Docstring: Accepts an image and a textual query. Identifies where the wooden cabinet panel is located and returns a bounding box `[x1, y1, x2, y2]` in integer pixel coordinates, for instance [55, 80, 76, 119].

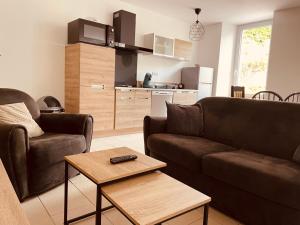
[132, 90, 151, 128]
[115, 89, 151, 129]
[173, 91, 198, 105]
[80, 86, 115, 131]
[65, 43, 115, 133]
[115, 90, 135, 130]
[80, 43, 115, 88]
[65, 44, 80, 113]
[174, 39, 193, 61]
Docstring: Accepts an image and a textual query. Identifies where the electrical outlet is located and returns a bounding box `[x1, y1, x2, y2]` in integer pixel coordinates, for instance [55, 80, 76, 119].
[152, 72, 159, 76]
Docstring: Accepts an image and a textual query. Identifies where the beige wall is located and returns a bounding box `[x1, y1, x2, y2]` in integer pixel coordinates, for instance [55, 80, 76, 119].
[267, 7, 300, 98]
[215, 24, 237, 96]
[197, 23, 236, 96]
[0, 0, 196, 104]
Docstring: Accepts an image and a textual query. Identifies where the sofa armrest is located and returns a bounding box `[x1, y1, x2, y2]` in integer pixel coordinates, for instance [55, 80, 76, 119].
[143, 116, 167, 156]
[0, 123, 29, 201]
[39, 113, 94, 152]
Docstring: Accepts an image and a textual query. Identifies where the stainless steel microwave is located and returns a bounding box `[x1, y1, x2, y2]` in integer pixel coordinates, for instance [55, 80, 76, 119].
[68, 18, 114, 47]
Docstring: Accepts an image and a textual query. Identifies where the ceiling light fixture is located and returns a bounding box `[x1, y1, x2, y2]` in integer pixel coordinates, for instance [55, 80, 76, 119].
[189, 8, 205, 41]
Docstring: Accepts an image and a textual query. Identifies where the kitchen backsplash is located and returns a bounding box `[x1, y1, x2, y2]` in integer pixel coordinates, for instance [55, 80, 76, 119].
[137, 54, 191, 84]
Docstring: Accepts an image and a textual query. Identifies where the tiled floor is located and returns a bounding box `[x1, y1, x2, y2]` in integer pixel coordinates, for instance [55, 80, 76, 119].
[21, 133, 242, 225]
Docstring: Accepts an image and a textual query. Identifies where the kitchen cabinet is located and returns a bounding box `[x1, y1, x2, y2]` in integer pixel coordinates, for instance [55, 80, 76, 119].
[144, 34, 192, 61]
[173, 90, 198, 105]
[174, 39, 193, 61]
[144, 33, 174, 57]
[65, 43, 115, 134]
[115, 89, 151, 129]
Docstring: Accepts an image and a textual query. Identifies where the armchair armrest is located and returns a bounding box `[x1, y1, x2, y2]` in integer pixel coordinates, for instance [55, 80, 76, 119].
[39, 113, 94, 152]
[143, 116, 167, 156]
[0, 123, 29, 201]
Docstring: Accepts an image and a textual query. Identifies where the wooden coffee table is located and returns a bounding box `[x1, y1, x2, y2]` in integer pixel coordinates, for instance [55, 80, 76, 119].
[102, 171, 211, 225]
[63, 147, 210, 225]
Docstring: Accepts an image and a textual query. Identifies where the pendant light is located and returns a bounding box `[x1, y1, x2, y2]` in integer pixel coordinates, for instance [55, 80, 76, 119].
[189, 8, 205, 41]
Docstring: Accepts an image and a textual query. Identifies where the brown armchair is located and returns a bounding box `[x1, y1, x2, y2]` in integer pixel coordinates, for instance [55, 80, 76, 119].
[0, 88, 93, 201]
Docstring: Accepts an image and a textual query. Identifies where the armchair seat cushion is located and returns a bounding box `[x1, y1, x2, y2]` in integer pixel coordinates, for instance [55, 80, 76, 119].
[29, 133, 86, 169]
[147, 133, 237, 171]
[202, 150, 300, 210]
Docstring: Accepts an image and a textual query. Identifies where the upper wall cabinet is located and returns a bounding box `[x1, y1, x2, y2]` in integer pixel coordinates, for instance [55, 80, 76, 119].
[144, 33, 174, 57]
[174, 39, 193, 61]
[144, 33, 192, 61]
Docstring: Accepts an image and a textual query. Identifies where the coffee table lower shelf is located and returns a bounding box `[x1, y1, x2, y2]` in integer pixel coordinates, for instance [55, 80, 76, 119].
[64, 161, 209, 225]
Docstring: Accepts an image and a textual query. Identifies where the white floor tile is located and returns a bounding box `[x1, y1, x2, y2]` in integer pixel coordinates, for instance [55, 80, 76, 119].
[39, 181, 94, 216]
[70, 174, 111, 207]
[21, 197, 54, 225]
[51, 204, 112, 225]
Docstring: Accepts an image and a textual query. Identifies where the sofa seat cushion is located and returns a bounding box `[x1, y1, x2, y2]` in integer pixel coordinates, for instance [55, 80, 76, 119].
[202, 150, 300, 210]
[29, 133, 86, 169]
[147, 133, 237, 171]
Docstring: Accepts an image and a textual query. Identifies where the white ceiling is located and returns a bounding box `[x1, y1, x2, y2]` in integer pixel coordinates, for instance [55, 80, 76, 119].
[121, 0, 300, 25]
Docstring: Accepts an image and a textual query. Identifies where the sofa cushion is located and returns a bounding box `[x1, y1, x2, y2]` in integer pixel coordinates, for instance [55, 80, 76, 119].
[166, 103, 203, 136]
[200, 97, 300, 160]
[0, 102, 44, 137]
[202, 150, 300, 210]
[147, 133, 237, 171]
[29, 133, 86, 169]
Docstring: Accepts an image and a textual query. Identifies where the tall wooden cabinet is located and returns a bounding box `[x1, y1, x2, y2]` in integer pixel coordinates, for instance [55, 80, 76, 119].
[65, 43, 115, 134]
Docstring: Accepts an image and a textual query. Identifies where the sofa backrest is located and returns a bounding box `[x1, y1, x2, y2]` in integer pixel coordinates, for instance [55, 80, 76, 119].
[200, 97, 300, 160]
[0, 88, 40, 120]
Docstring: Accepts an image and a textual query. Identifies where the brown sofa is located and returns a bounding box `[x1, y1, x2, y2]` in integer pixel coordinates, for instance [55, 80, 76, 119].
[144, 97, 300, 225]
[0, 88, 93, 201]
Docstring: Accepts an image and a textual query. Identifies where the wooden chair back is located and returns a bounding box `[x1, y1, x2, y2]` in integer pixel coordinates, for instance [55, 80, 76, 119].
[231, 86, 245, 98]
[285, 92, 300, 103]
[252, 91, 283, 101]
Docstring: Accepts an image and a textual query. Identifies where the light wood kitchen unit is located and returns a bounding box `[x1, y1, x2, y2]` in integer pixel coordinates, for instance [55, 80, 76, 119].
[174, 39, 193, 61]
[115, 89, 151, 129]
[173, 90, 198, 105]
[65, 43, 115, 134]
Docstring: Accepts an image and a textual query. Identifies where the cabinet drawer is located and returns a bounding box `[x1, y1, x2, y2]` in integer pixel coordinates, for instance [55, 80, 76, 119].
[173, 91, 198, 105]
[115, 89, 151, 129]
[116, 89, 135, 101]
[135, 90, 151, 99]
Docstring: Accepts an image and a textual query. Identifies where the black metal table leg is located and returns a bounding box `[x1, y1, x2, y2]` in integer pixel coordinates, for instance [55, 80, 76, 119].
[95, 185, 102, 225]
[64, 161, 69, 225]
[203, 204, 209, 225]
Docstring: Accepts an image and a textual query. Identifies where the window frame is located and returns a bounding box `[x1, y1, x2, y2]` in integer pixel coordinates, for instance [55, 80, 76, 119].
[233, 20, 273, 95]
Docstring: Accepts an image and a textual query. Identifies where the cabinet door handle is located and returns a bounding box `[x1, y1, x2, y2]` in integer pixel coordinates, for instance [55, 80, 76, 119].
[91, 84, 105, 90]
[120, 97, 132, 100]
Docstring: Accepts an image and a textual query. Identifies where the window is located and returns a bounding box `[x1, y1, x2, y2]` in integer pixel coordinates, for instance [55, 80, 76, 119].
[234, 21, 272, 95]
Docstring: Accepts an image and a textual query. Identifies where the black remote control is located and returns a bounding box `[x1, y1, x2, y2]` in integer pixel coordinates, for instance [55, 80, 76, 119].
[110, 155, 138, 164]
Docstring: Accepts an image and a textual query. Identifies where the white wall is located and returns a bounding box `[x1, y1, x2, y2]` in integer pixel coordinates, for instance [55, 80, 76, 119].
[0, 0, 196, 104]
[266, 7, 300, 98]
[215, 24, 237, 96]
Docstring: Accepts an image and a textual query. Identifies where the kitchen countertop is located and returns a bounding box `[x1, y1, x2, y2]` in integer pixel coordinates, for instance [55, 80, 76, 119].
[115, 87, 198, 92]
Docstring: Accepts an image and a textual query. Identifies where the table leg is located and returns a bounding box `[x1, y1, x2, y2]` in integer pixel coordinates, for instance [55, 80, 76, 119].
[64, 161, 69, 225]
[203, 204, 209, 225]
[96, 185, 102, 225]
